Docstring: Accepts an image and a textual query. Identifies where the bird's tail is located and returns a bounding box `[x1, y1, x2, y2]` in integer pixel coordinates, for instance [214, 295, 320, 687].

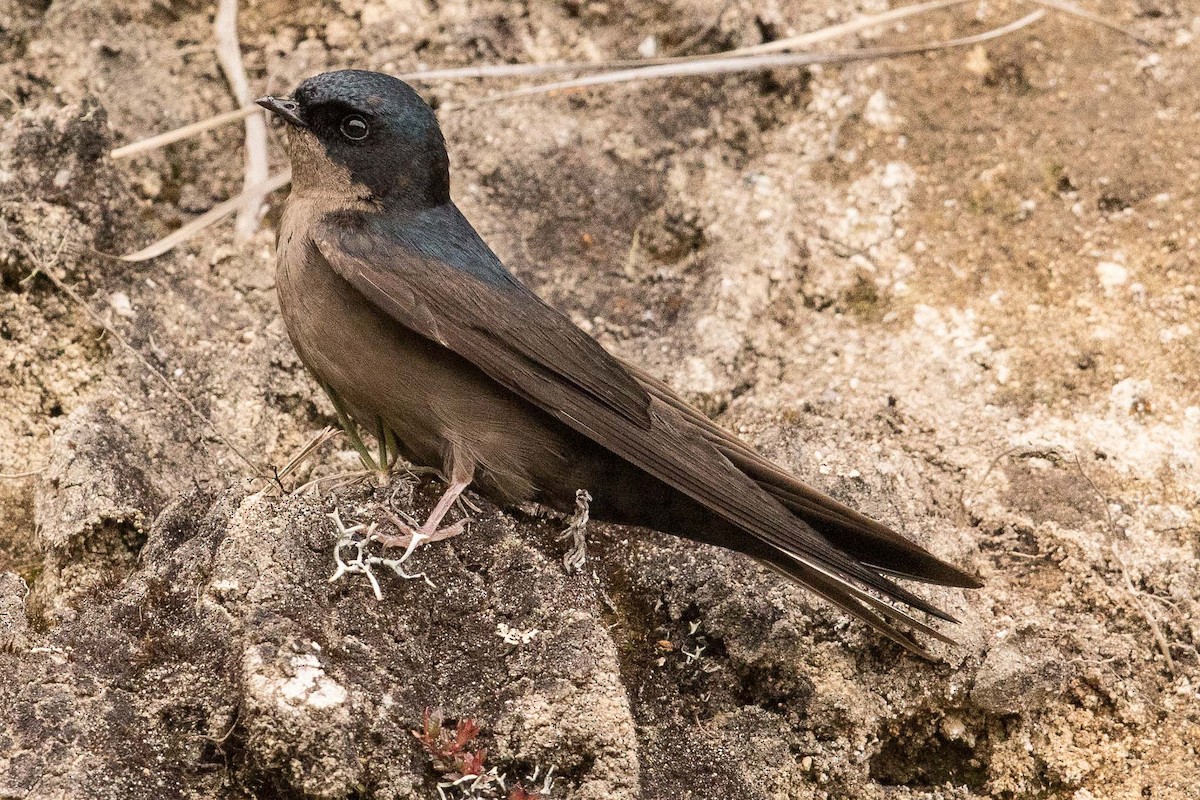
[626, 363, 980, 656]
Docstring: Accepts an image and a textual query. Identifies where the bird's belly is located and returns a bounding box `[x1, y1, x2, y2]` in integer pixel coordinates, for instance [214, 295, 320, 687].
[276, 243, 574, 503]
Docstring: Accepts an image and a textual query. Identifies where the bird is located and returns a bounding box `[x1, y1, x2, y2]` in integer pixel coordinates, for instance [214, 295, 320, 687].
[257, 69, 981, 656]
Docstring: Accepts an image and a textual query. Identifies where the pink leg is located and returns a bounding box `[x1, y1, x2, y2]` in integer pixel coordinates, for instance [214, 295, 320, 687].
[378, 479, 471, 562]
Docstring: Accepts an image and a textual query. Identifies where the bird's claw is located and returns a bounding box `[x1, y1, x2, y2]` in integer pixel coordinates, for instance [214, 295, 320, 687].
[379, 513, 467, 562]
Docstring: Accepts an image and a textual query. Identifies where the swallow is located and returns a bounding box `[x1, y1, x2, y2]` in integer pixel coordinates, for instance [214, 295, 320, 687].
[257, 70, 981, 655]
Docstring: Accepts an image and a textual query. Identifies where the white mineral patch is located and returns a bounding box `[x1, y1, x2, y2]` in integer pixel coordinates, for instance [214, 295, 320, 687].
[863, 90, 899, 131]
[1159, 324, 1192, 344]
[278, 654, 347, 709]
[1097, 260, 1129, 293]
[1109, 378, 1153, 416]
[108, 292, 134, 318]
[247, 649, 348, 711]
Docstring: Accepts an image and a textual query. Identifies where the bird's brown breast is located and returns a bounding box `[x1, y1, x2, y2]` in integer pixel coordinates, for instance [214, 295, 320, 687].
[275, 196, 582, 505]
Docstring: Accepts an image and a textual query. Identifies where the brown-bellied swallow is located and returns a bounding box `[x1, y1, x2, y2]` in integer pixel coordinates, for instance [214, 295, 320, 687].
[257, 70, 981, 655]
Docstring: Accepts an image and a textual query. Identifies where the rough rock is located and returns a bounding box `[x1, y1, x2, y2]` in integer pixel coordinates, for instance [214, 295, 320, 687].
[2, 1, 1199, 798]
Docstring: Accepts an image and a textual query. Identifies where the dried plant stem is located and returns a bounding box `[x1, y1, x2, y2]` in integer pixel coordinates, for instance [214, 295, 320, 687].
[109, 0, 1143, 163]
[722, 0, 973, 57]
[1029, 0, 1150, 45]
[109, 106, 260, 159]
[108, 0, 992, 161]
[1072, 456, 1177, 676]
[118, 11, 1048, 261]
[456, 10, 1046, 107]
[120, 169, 291, 262]
[214, 0, 269, 239]
[0, 468, 45, 480]
[247, 426, 343, 496]
[1112, 542, 1177, 675]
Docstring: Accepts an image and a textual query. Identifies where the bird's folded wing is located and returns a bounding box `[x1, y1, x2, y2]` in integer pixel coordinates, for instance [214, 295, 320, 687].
[314, 219, 958, 647]
[622, 362, 982, 589]
[320, 218, 654, 430]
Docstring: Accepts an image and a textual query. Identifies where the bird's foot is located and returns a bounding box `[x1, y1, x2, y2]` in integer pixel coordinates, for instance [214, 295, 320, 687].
[378, 513, 468, 562]
[560, 489, 593, 573]
[378, 477, 474, 563]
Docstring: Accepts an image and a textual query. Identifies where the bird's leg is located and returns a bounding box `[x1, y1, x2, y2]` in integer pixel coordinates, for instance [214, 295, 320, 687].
[560, 489, 593, 573]
[379, 478, 471, 562]
[384, 426, 401, 470]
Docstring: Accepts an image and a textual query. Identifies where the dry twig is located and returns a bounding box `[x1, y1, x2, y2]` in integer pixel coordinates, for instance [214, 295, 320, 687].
[718, 0, 973, 56]
[120, 170, 291, 262]
[117, 11, 1046, 261]
[247, 425, 343, 496]
[454, 10, 1045, 107]
[0, 468, 46, 480]
[965, 445, 1178, 676]
[108, 0, 1141, 260]
[109, 106, 261, 160]
[1029, 0, 1150, 45]
[1071, 456, 1177, 676]
[107, 0, 1019, 160]
[214, 0, 269, 239]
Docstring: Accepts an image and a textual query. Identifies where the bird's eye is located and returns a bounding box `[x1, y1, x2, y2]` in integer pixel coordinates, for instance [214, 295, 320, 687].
[340, 114, 369, 141]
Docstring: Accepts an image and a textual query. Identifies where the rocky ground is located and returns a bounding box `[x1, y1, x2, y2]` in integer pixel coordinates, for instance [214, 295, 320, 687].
[1, 0, 1198, 798]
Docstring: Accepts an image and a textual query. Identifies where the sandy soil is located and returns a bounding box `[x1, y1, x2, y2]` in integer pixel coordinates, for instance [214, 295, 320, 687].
[1, 0, 1198, 798]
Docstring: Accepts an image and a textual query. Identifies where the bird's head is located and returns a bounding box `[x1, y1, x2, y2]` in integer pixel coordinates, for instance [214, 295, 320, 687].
[257, 70, 450, 208]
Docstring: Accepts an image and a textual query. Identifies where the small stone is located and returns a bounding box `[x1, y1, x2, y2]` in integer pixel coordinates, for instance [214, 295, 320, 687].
[109, 292, 134, 318]
[965, 45, 992, 78]
[863, 90, 899, 131]
[139, 171, 163, 199]
[1096, 260, 1128, 292]
[177, 183, 211, 213]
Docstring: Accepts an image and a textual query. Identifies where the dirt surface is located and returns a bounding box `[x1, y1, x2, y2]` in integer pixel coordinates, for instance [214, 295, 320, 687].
[1, 0, 1198, 798]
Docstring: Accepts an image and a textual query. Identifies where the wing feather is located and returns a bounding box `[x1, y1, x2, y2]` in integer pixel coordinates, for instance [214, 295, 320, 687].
[313, 214, 963, 640]
[623, 362, 982, 589]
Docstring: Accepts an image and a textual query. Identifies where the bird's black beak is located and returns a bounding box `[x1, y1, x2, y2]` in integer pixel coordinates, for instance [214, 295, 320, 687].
[256, 96, 307, 129]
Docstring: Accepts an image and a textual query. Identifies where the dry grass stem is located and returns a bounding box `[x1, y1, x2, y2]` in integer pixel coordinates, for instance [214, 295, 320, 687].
[248, 426, 344, 496]
[716, 0, 973, 57]
[213, 0, 269, 238]
[1112, 542, 1177, 676]
[0, 468, 46, 480]
[107, 0, 1036, 160]
[106, 0, 1140, 161]
[120, 169, 291, 261]
[109, 106, 260, 159]
[1029, 0, 1150, 45]
[115, 0, 1146, 260]
[276, 426, 342, 483]
[115, 10, 1047, 260]
[456, 10, 1045, 107]
[969, 446, 1179, 676]
[1072, 456, 1177, 676]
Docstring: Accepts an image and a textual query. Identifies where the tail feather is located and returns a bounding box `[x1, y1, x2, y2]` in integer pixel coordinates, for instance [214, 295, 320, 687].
[625, 361, 981, 590]
[721, 445, 982, 589]
[613, 361, 981, 650]
[755, 558, 947, 659]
